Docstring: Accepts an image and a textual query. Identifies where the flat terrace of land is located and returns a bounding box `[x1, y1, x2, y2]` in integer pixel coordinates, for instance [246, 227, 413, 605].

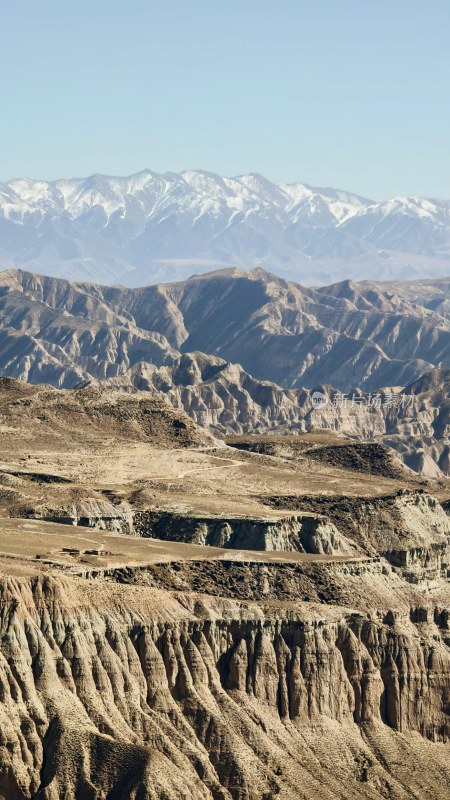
[0, 440, 431, 520]
[0, 517, 372, 576]
[1, 379, 446, 526]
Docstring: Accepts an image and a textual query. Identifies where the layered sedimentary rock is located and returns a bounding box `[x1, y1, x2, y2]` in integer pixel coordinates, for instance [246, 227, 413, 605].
[133, 510, 355, 555]
[110, 358, 450, 477]
[0, 375, 449, 798]
[1, 575, 450, 800]
[265, 489, 450, 582]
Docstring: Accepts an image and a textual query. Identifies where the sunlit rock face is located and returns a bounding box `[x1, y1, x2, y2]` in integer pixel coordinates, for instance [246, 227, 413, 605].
[1, 575, 450, 800]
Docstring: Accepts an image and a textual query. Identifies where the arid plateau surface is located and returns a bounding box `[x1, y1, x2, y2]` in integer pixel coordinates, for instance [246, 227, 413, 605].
[1, 379, 450, 798]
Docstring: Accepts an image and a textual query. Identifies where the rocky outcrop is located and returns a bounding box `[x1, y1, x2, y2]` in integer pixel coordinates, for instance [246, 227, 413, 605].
[110, 359, 450, 476]
[106, 555, 385, 604]
[264, 490, 450, 582]
[38, 497, 134, 534]
[133, 509, 356, 555]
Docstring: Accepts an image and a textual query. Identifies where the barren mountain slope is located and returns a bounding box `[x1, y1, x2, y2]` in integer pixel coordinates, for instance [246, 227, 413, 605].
[107, 358, 450, 476]
[0, 267, 449, 393]
[121, 269, 450, 390]
[0, 267, 449, 476]
[370, 277, 450, 321]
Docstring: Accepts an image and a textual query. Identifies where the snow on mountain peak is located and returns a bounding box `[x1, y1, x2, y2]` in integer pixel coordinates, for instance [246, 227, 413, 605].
[0, 169, 449, 286]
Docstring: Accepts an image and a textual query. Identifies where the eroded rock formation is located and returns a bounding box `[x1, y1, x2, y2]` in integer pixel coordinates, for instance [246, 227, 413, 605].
[1, 575, 450, 799]
[133, 510, 355, 555]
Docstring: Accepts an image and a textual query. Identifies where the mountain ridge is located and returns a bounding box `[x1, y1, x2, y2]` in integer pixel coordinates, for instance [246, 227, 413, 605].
[1, 265, 449, 392]
[0, 266, 448, 475]
[1, 169, 450, 285]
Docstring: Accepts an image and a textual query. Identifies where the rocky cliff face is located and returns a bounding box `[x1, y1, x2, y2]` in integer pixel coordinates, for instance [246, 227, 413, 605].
[133, 510, 355, 555]
[110, 358, 450, 477]
[265, 489, 450, 582]
[0, 376, 450, 799]
[1, 575, 450, 800]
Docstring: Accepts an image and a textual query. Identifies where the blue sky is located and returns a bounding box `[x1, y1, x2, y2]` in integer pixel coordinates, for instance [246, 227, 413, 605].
[1, 0, 449, 199]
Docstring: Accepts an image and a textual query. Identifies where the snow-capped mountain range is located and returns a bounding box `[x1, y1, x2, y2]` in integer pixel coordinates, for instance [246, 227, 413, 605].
[0, 169, 449, 285]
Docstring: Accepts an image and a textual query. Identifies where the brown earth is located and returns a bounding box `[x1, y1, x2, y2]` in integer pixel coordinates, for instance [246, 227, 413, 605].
[1, 378, 450, 799]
